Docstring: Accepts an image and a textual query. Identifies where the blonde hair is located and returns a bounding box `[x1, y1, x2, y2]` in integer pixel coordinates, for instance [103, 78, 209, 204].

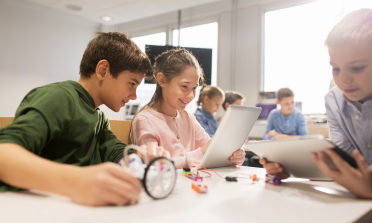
[197, 85, 225, 106]
[277, 88, 294, 101]
[325, 9, 372, 48]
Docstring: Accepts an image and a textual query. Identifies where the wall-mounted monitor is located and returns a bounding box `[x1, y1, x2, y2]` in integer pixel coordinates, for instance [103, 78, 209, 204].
[145, 45, 212, 85]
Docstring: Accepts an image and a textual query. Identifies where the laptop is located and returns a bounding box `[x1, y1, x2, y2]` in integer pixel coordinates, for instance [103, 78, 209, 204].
[198, 105, 262, 169]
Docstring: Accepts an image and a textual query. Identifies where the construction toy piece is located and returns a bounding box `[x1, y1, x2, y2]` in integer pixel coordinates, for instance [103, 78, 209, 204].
[187, 173, 203, 181]
[225, 176, 238, 182]
[192, 183, 208, 193]
[184, 171, 191, 177]
[252, 174, 257, 183]
[265, 174, 282, 186]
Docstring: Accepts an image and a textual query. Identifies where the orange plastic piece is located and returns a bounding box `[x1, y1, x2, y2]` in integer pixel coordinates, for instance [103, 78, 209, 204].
[192, 183, 201, 193]
[252, 174, 257, 183]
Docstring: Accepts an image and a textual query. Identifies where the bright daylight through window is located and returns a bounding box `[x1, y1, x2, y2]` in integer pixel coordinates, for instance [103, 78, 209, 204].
[264, 0, 372, 114]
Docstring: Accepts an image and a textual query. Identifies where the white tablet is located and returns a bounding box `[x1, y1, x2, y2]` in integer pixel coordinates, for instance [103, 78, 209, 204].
[198, 105, 262, 169]
[243, 135, 334, 180]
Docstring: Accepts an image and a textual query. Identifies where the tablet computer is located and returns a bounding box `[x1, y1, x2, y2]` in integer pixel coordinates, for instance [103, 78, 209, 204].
[198, 105, 262, 169]
[243, 135, 356, 180]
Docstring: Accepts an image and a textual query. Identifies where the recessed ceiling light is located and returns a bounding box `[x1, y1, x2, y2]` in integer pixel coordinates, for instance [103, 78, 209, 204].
[66, 4, 83, 11]
[100, 16, 113, 22]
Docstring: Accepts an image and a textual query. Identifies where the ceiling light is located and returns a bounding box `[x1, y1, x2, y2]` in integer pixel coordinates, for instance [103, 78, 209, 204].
[100, 16, 113, 22]
[66, 4, 83, 12]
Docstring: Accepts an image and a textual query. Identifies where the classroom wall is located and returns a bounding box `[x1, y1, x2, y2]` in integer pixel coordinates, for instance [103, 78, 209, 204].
[111, 0, 265, 109]
[0, 0, 102, 117]
[110, 0, 317, 117]
[0, 0, 316, 120]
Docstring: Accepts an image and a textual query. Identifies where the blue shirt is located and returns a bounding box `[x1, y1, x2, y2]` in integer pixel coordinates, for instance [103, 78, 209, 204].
[325, 87, 372, 165]
[194, 107, 218, 138]
[263, 108, 308, 140]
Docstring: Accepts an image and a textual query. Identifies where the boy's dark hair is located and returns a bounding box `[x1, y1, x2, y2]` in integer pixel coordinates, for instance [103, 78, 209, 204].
[197, 85, 225, 106]
[222, 91, 245, 110]
[277, 88, 294, 101]
[79, 32, 153, 79]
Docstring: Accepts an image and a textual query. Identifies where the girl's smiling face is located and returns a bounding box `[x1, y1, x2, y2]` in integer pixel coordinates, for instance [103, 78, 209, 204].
[329, 43, 372, 103]
[158, 67, 200, 116]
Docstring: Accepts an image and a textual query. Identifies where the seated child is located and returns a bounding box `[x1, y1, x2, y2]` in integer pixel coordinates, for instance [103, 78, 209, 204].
[263, 88, 307, 140]
[218, 91, 245, 123]
[261, 9, 372, 198]
[194, 85, 224, 137]
[0, 32, 169, 206]
[130, 49, 245, 169]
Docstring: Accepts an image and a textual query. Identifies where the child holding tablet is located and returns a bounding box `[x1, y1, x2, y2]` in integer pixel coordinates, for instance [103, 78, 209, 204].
[130, 49, 245, 169]
[194, 85, 224, 137]
[261, 9, 372, 198]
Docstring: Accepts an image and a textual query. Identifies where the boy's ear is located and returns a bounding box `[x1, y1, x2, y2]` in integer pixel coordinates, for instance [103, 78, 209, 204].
[275, 99, 279, 105]
[225, 102, 230, 110]
[203, 95, 209, 103]
[157, 73, 166, 87]
[95, 60, 110, 81]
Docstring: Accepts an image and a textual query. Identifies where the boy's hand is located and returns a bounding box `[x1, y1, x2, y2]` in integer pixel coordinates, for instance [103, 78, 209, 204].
[259, 158, 290, 179]
[267, 130, 278, 138]
[274, 134, 289, 140]
[312, 149, 372, 199]
[71, 163, 142, 206]
[229, 148, 245, 166]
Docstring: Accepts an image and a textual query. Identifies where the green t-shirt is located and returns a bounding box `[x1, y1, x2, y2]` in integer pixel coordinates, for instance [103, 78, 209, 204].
[0, 81, 126, 191]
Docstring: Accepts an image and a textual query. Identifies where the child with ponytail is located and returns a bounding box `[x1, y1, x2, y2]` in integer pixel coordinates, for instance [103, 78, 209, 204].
[194, 85, 224, 137]
[130, 49, 245, 169]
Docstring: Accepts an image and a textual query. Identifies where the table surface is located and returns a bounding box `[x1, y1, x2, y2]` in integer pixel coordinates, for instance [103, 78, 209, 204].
[1, 166, 372, 223]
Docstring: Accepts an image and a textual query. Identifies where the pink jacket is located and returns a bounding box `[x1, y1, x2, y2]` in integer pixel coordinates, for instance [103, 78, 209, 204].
[130, 106, 210, 169]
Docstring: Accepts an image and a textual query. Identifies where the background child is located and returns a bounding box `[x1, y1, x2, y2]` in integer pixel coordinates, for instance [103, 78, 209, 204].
[130, 49, 245, 169]
[261, 9, 372, 198]
[0, 32, 169, 206]
[218, 91, 245, 123]
[194, 85, 224, 137]
[263, 88, 307, 140]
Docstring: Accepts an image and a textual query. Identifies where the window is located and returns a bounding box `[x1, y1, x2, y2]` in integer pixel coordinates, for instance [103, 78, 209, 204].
[173, 22, 218, 86]
[131, 32, 166, 53]
[263, 0, 372, 114]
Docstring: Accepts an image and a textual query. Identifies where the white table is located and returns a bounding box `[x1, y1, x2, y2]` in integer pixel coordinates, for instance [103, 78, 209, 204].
[1, 166, 371, 223]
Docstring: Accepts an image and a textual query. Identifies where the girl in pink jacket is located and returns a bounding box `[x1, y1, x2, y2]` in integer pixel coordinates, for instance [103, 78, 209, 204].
[130, 49, 245, 169]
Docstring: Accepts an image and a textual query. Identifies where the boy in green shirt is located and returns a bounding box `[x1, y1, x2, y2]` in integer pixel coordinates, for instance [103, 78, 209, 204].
[0, 32, 170, 206]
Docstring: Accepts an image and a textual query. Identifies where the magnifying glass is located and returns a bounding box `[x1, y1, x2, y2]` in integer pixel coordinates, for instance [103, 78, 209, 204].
[120, 145, 177, 200]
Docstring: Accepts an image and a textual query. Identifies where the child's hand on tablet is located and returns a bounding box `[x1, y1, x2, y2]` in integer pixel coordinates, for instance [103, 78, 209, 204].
[312, 149, 372, 199]
[229, 148, 245, 166]
[259, 158, 290, 179]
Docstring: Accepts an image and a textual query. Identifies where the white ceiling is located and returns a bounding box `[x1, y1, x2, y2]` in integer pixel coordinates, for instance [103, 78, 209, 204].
[21, 0, 223, 25]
